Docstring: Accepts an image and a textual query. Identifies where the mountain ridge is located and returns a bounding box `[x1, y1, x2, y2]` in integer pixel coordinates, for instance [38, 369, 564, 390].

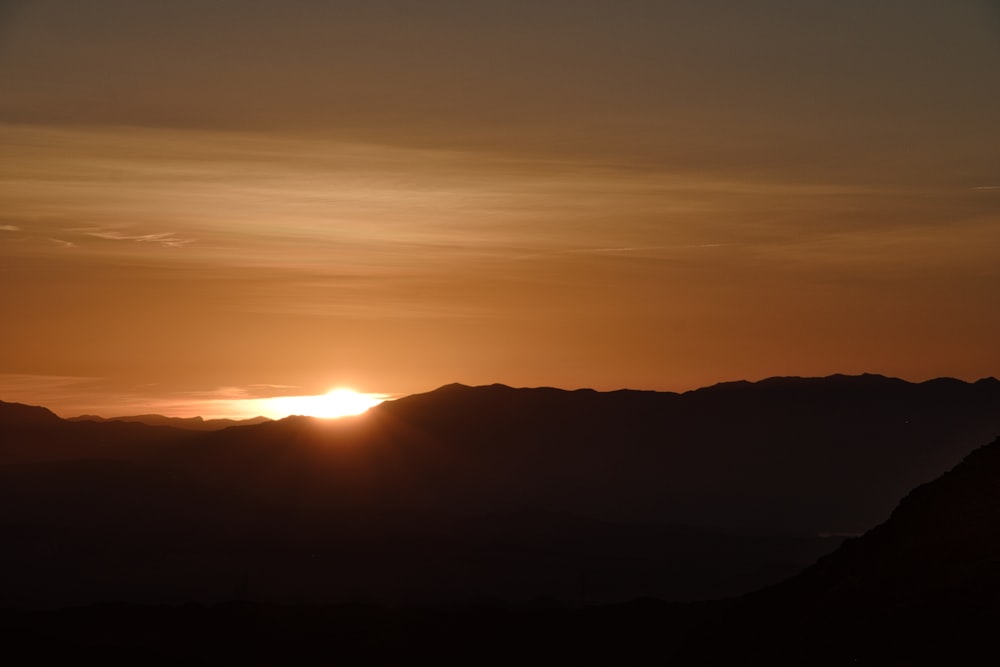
[67, 413, 271, 431]
[4, 373, 999, 536]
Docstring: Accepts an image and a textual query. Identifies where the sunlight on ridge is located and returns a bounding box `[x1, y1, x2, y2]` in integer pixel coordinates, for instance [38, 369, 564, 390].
[260, 388, 388, 419]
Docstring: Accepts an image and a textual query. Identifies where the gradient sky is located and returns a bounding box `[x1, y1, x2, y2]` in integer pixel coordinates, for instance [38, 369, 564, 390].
[2, 0, 999, 417]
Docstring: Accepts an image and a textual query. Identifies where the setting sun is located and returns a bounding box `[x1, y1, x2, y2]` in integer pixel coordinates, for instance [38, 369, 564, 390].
[261, 388, 388, 419]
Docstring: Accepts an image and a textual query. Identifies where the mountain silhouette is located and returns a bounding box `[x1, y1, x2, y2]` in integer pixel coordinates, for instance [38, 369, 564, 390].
[758, 434, 1000, 610]
[0, 399, 201, 465]
[67, 413, 271, 431]
[675, 434, 1000, 664]
[2, 374, 1000, 609]
[0, 399, 62, 425]
[117, 374, 999, 535]
[1, 379, 1000, 659]
[6, 437, 1000, 661]
[0, 456, 835, 608]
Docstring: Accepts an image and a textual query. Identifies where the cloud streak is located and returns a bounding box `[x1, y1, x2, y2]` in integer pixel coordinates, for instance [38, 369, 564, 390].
[83, 229, 194, 248]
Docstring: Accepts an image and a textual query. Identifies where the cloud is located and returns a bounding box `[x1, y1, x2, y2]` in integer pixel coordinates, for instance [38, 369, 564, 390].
[49, 238, 76, 248]
[0, 225, 20, 231]
[510, 243, 730, 261]
[564, 243, 728, 255]
[83, 229, 194, 248]
[0, 373, 102, 392]
[0, 374, 105, 415]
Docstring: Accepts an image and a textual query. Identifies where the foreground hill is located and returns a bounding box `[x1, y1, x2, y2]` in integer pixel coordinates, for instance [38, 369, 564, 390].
[0, 456, 832, 607]
[675, 434, 1000, 664]
[4, 436, 1000, 662]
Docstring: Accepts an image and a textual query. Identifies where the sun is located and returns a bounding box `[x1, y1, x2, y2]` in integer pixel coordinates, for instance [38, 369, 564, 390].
[262, 388, 387, 419]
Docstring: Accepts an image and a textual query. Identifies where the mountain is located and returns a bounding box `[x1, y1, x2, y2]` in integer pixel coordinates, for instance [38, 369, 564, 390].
[675, 434, 1000, 664]
[2, 380, 1000, 659]
[760, 434, 1000, 611]
[7, 437, 1000, 660]
[0, 457, 835, 607]
[131, 374, 1000, 535]
[67, 413, 271, 431]
[2, 374, 999, 609]
[0, 399, 61, 425]
[0, 399, 203, 465]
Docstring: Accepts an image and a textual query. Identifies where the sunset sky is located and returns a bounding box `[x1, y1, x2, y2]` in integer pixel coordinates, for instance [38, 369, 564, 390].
[2, 1, 998, 417]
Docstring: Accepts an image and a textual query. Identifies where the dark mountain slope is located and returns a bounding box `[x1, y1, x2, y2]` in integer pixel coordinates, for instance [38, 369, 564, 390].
[678, 435, 1000, 665]
[9, 428, 1000, 662]
[149, 374, 999, 535]
[0, 400, 201, 464]
[3, 375, 1000, 609]
[758, 435, 1000, 610]
[5, 375, 999, 537]
[0, 458, 836, 607]
[4, 420, 1000, 659]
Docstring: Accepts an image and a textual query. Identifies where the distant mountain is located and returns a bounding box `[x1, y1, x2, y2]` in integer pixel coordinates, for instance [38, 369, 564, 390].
[67, 413, 271, 431]
[359, 375, 1000, 534]
[5, 374, 1000, 536]
[0, 400, 202, 465]
[0, 399, 61, 425]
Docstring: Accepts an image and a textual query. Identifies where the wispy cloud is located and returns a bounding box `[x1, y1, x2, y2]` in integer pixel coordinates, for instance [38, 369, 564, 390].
[0, 224, 19, 231]
[0, 376, 300, 419]
[564, 243, 728, 255]
[0, 374, 104, 415]
[83, 229, 194, 248]
[510, 243, 730, 261]
[49, 238, 76, 248]
[0, 373, 102, 392]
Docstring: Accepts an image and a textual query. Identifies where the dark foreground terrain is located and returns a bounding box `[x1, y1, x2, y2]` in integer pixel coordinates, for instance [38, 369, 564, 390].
[2, 375, 1000, 662]
[5, 435, 1000, 663]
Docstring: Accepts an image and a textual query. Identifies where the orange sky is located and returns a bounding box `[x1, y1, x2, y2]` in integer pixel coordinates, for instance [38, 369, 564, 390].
[1, 1, 998, 417]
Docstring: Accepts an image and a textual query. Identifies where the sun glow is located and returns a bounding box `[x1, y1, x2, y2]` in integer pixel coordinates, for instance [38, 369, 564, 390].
[262, 388, 388, 419]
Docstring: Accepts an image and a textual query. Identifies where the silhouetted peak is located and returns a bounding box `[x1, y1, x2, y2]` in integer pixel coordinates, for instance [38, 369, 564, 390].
[691, 374, 935, 396]
[761, 373, 900, 388]
[0, 400, 62, 425]
[271, 414, 323, 426]
[420, 374, 989, 403]
[695, 380, 754, 393]
[919, 376, 969, 389]
[436, 382, 472, 391]
[417, 382, 518, 397]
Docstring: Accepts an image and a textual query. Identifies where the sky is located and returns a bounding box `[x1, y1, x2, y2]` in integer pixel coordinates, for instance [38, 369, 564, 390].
[1, 0, 999, 417]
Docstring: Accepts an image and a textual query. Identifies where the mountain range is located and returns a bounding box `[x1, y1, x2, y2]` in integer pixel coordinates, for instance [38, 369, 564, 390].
[67, 413, 271, 431]
[2, 374, 1000, 659]
[2, 373, 1000, 612]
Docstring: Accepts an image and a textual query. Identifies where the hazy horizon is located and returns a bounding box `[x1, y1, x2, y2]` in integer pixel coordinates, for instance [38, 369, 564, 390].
[6, 371, 999, 421]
